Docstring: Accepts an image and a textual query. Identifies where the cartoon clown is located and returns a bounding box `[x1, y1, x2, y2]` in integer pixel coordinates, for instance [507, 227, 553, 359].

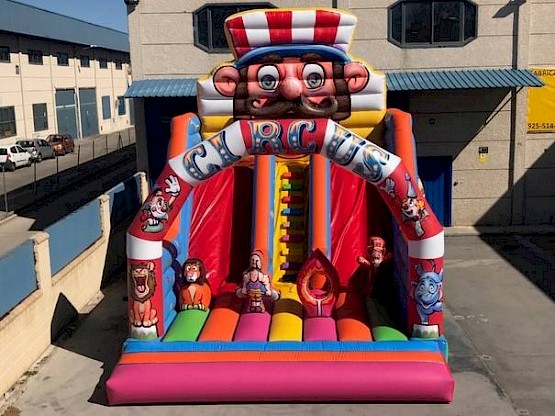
[381, 173, 429, 238]
[196, 8, 387, 140]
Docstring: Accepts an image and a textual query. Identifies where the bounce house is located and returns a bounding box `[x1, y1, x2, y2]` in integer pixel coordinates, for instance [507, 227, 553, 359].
[107, 8, 454, 404]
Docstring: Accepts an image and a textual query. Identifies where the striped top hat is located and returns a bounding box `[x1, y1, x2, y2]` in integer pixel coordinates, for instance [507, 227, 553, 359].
[225, 8, 357, 66]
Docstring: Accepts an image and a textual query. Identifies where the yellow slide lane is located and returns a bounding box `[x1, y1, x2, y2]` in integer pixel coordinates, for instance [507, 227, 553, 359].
[268, 158, 309, 341]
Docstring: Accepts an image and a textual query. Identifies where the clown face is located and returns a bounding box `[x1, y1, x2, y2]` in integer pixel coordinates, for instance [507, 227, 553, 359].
[213, 54, 369, 121]
[402, 197, 423, 221]
[150, 192, 169, 219]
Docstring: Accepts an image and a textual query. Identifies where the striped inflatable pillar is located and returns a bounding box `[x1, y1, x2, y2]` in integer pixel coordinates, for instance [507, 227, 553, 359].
[127, 162, 194, 339]
[251, 155, 275, 273]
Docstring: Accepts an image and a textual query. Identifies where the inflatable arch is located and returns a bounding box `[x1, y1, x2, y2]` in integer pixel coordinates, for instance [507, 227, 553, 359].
[126, 117, 445, 338]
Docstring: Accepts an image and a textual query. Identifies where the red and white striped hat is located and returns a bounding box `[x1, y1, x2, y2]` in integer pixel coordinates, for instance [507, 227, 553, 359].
[225, 8, 357, 60]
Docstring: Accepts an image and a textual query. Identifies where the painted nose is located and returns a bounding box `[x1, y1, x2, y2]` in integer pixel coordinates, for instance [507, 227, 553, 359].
[280, 77, 303, 100]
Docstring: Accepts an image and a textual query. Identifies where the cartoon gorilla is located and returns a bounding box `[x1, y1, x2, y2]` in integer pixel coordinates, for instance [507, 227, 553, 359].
[411, 263, 443, 325]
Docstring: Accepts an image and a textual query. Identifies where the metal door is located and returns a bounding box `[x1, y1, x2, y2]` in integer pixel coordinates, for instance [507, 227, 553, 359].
[417, 156, 453, 226]
[55, 90, 78, 139]
[79, 88, 99, 138]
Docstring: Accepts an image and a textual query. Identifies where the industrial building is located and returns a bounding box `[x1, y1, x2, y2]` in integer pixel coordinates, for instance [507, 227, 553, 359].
[0, 0, 132, 143]
[123, 0, 555, 226]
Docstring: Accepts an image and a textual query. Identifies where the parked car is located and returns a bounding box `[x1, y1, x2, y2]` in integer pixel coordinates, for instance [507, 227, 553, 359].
[16, 139, 56, 162]
[46, 134, 75, 156]
[0, 144, 32, 171]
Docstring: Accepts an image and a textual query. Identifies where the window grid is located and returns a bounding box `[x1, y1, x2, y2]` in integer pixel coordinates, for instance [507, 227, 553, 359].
[57, 52, 69, 66]
[0, 46, 10, 63]
[194, 3, 275, 53]
[117, 96, 126, 116]
[28, 49, 43, 65]
[80, 55, 90, 68]
[0, 106, 16, 138]
[115, 60, 123, 70]
[102, 96, 111, 120]
[389, 0, 476, 48]
[32, 103, 48, 132]
[99, 58, 108, 69]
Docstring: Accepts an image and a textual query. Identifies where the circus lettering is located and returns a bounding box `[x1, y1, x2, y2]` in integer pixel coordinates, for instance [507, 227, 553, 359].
[353, 143, 390, 183]
[325, 123, 365, 166]
[183, 130, 242, 181]
[249, 120, 285, 154]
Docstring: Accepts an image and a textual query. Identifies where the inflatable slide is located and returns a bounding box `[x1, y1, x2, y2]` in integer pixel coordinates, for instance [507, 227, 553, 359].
[107, 7, 453, 404]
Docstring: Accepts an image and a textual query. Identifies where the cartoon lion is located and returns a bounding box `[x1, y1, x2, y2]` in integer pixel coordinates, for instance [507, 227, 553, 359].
[180, 258, 212, 311]
[129, 261, 158, 327]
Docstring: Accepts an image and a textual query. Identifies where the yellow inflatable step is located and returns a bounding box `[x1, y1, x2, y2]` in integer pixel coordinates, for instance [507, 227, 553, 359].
[269, 283, 302, 341]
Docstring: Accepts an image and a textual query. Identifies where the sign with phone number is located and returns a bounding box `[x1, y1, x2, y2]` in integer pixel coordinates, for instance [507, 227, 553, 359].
[527, 68, 555, 133]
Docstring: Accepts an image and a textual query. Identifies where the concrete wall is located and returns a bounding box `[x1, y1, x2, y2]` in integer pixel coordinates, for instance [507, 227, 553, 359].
[0, 172, 147, 398]
[0, 32, 132, 142]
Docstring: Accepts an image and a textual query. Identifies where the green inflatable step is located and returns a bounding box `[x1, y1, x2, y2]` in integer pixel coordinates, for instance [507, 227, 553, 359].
[372, 326, 408, 341]
[163, 309, 210, 342]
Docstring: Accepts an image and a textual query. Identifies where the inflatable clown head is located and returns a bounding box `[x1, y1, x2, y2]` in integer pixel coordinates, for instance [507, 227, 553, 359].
[197, 8, 387, 140]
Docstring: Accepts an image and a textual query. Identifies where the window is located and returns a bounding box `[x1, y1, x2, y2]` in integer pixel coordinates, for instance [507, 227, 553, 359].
[389, 0, 477, 47]
[99, 57, 108, 69]
[28, 49, 43, 65]
[32, 103, 48, 132]
[0, 106, 16, 138]
[57, 52, 69, 66]
[115, 59, 123, 70]
[80, 55, 90, 68]
[102, 95, 111, 120]
[0, 46, 10, 63]
[194, 3, 275, 52]
[117, 96, 126, 116]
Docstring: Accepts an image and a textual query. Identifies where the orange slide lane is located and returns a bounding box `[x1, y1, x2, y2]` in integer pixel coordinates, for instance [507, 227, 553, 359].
[252, 155, 272, 260]
[335, 291, 373, 341]
[197, 293, 243, 341]
[310, 154, 328, 255]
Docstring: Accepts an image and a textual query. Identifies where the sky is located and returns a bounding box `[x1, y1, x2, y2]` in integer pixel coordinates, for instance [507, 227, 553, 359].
[14, 0, 129, 33]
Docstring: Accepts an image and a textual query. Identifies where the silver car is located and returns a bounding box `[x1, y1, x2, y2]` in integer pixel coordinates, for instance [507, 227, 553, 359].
[16, 139, 56, 163]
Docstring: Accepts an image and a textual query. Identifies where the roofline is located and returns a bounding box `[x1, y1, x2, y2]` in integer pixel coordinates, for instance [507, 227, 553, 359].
[1, 0, 129, 53]
[7, 0, 128, 35]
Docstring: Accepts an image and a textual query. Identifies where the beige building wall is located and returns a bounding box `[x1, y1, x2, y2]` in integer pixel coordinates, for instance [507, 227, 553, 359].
[0, 33, 132, 143]
[126, 0, 555, 226]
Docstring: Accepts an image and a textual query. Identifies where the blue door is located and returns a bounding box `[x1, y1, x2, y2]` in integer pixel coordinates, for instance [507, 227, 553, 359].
[417, 156, 452, 226]
[55, 89, 78, 139]
[79, 88, 99, 138]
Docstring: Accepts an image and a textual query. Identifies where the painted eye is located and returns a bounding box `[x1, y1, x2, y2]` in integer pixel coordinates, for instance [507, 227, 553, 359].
[303, 63, 325, 89]
[257, 65, 279, 90]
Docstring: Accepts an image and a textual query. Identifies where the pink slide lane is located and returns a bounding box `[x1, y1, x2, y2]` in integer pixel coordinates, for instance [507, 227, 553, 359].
[106, 361, 454, 404]
[303, 317, 338, 341]
[233, 303, 272, 341]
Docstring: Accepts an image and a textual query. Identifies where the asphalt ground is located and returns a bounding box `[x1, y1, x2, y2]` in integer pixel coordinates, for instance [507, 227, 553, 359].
[2, 233, 554, 416]
[0, 128, 135, 218]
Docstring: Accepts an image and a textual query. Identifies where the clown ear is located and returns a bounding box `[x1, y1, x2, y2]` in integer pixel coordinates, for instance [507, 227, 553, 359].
[344, 62, 369, 94]
[213, 66, 240, 97]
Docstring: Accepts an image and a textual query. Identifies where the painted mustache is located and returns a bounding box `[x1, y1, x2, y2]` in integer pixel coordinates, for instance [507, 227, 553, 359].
[246, 95, 339, 118]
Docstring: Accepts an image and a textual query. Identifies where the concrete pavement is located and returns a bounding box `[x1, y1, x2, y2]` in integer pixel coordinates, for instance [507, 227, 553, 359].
[2, 234, 554, 416]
